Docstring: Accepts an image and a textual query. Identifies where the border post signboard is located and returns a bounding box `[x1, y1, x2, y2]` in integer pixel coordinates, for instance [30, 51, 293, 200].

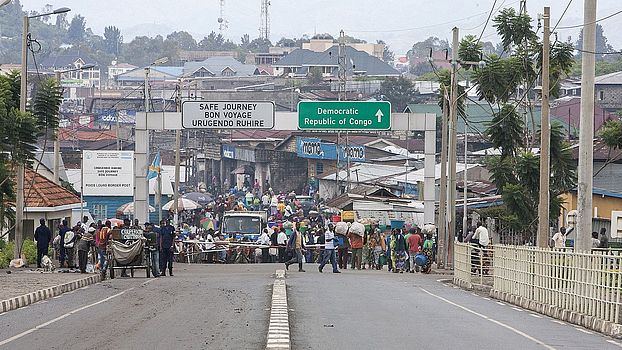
[298, 101, 391, 130]
[83, 150, 134, 196]
[182, 101, 275, 129]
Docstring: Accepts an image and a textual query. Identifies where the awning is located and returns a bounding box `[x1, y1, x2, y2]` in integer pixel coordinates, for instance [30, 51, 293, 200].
[231, 164, 254, 175]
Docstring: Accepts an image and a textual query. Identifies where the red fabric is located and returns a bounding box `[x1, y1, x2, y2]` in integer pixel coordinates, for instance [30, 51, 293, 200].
[349, 234, 363, 249]
[408, 234, 423, 254]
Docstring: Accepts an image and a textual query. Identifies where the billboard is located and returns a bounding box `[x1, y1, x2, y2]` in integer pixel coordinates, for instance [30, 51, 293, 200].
[83, 150, 134, 196]
[296, 137, 365, 162]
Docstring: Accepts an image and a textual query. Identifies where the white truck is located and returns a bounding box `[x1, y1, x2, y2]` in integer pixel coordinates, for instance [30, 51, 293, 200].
[220, 211, 268, 241]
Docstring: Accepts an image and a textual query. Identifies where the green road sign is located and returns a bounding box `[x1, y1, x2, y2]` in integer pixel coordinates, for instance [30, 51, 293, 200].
[298, 101, 391, 130]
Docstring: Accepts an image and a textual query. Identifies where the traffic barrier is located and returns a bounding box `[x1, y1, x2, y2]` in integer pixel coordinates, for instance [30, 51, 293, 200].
[453, 242, 494, 290]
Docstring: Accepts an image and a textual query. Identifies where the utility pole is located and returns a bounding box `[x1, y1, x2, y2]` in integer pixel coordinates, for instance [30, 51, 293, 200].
[15, 15, 28, 259]
[537, 7, 551, 248]
[338, 29, 351, 192]
[173, 82, 182, 227]
[576, 0, 597, 252]
[437, 93, 448, 269]
[446, 27, 459, 267]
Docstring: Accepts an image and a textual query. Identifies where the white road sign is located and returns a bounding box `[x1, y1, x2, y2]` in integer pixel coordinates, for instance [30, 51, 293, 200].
[182, 101, 275, 129]
[83, 150, 134, 196]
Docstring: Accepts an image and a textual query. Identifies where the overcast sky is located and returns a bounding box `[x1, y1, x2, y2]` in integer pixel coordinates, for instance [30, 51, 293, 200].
[23, 0, 622, 55]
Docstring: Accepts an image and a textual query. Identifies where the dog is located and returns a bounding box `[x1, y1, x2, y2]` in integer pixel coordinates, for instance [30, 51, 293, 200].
[41, 255, 55, 272]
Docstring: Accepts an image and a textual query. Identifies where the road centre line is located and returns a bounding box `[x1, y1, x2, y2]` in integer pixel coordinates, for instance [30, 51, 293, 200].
[0, 288, 133, 347]
[419, 288, 557, 350]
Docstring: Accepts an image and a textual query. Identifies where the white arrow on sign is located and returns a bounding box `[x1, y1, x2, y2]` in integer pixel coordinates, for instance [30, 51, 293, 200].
[375, 109, 384, 123]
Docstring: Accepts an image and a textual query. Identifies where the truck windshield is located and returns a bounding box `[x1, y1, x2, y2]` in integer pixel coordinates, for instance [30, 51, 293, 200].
[224, 216, 261, 235]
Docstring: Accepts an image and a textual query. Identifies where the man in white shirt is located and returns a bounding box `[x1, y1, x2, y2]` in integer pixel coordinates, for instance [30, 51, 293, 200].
[258, 228, 271, 262]
[473, 222, 490, 247]
[277, 228, 288, 262]
[552, 227, 572, 249]
[318, 224, 340, 273]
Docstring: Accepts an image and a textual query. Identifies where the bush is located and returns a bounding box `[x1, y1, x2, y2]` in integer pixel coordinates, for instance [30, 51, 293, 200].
[0, 240, 42, 268]
[0, 240, 15, 268]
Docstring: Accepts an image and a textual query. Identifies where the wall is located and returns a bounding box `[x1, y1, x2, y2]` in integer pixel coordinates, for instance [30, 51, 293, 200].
[268, 152, 308, 194]
[560, 192, 622, 223]
[596, 85, 622, 110]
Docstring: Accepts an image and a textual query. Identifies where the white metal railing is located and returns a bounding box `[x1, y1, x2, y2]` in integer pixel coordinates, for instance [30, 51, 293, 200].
[453, 242, 494, 288]
[493, 245, 622, 324]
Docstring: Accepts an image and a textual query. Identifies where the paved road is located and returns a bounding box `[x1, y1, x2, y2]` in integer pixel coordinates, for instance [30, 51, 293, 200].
[286, 268, 622, 350]
[0, 264, 276, 350]
[1, 263, 622, 350]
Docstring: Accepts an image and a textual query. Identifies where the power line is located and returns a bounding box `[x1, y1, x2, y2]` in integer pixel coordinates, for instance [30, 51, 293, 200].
[344, 0, 521, 34]
[477, 0, 499, 44]
[551, 0, 573, 33]
[556, 9, 622, 29]
[575, 48, 622, 55]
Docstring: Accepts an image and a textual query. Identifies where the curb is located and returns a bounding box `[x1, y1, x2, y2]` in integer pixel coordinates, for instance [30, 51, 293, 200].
[0, 274, 101, 314]
[490, 289, 622, 339]
[266, 269, 290, 349]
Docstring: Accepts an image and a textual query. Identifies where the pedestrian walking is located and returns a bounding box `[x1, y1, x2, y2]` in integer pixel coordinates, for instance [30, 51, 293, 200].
[276, 227, 287, 262]
[77, 226, 95, 273]
[96, 221, 113, 279]
[348, 229, 363, 270]
[57, 220, 70, 267]
[592, 231, 600, 248]
[145, 223, 160, 277]
[160, 219, 175, 276]
[284, 223, 306, 272]
[336, 231, 350, 270]
[390, 229, 407, 273]
[318, 224, 339, 273]
[34, 219, 52, 268]
[421, 233, 434, 273]
[407, 228, 423, 273]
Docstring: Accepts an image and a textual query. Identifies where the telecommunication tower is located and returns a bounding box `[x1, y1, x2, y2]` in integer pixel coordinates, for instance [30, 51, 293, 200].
[259, 0, 270, 40]
[218, 0, 229, 33]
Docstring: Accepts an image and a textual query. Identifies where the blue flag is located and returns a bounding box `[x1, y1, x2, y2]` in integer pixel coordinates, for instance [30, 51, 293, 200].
[147, 152, 161, 180]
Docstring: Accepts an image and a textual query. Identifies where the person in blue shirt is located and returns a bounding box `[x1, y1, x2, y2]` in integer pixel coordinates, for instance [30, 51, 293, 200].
[159, 219, 175, 276]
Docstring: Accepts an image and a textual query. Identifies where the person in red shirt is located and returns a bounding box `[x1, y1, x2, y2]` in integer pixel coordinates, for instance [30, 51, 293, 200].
[407, 229, 423, 273]
[348, 231, 364, 270]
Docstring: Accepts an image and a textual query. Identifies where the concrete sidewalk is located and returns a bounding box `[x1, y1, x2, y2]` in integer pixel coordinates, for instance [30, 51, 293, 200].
[0, 268, 101, 313]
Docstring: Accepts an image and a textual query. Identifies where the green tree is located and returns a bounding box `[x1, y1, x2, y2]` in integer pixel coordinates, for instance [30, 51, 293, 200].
[377, 40, 394, 62]
[575, 24, 614, 61]
[407, 36, 450, 59]
[103, 26, 123, 56]
[165, 31, 197, 51]
[66, 15, 86, 44]
[378, 76, 420, 112]
[307, 67, 323, 84]
[247, 38, 272, 53]
[463, 6, 576, 238]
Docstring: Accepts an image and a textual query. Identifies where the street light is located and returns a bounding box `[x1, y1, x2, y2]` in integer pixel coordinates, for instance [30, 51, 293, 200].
[53, 64, 97, 185]
[16, 6, 71, 259]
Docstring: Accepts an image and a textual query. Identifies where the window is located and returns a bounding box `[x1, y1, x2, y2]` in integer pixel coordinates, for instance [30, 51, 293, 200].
[92, 204, 107, 220]
[316, 162, 324, 174]
[599, 90, 605, 101]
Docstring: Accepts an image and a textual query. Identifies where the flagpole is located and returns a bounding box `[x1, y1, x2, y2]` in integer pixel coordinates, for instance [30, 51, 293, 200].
[157, 171, 162, 222]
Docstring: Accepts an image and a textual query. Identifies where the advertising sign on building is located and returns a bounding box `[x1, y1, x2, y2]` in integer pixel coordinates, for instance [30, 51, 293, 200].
[83, 151, 134, 196]
[296, 137, 365, 162]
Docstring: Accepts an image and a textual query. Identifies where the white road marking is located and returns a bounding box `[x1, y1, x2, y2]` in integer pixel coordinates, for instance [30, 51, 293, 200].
[0, 288, 133, 347]
[575, 327, 592, 335]
[483, 297, 491, 300]
[512, 307, 522, 312]
[266, 270, 289, 349]
[420, 288, 557, 350]
[496, 301, 506, 306]
[606, 340, 622, 348]
[552, 320, 566, 326]
[529, 314, 542, 318]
